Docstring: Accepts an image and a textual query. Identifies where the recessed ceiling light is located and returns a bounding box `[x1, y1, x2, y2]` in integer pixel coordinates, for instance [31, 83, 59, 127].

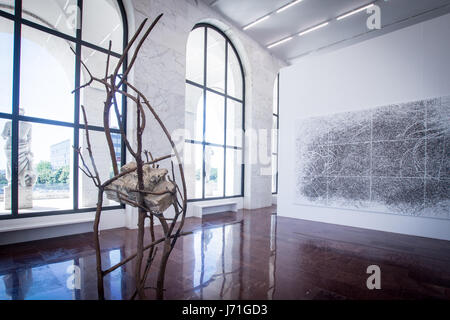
[243, 15, 271, 30]
[276, 0, 304, 14]
[267, 37, 293, 49]
[298, 22, 329, 36]
[336, 3, 374, 21]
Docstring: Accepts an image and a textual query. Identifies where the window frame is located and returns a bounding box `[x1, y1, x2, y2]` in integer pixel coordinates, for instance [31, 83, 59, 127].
[272, 74, 279, 195]
[0, 0, 128, 220]
[185, 23, 245, 202]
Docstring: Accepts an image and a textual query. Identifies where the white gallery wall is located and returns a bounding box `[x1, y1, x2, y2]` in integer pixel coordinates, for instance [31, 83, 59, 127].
[278, 13, 450, 240]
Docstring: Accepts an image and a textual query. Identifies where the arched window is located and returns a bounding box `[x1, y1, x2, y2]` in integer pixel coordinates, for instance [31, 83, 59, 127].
[0, 0, 128, 219]
[184, 24, 245, 200]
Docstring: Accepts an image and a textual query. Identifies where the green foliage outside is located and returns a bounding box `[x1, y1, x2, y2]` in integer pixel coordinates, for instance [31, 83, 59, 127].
[0, 171, 7, 185]
[36, 161, 70, 185]
[195, 168, 218, 182]
[209, 168, 217, 182]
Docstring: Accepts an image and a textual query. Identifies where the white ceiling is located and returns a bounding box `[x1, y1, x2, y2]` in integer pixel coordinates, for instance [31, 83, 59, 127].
[203, 0, 450, 63]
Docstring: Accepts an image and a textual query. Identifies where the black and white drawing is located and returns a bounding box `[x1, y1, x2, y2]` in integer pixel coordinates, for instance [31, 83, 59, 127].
[295, 96, 449, 219]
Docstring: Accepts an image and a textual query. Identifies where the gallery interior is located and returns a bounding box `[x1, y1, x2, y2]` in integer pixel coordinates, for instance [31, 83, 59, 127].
[0, 0, 449, 301]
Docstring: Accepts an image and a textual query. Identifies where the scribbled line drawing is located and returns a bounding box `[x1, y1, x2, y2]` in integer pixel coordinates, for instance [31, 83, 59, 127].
[295, 96, 449, 219]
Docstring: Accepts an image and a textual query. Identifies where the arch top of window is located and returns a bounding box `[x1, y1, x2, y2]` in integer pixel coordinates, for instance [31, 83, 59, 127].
[82, 0, 125, 53]
[186, 23, 244, 101]
[6, 0, 126, 55]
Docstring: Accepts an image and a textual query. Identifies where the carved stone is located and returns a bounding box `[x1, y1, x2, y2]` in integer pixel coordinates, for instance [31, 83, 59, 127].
[105, 162, 176, 213]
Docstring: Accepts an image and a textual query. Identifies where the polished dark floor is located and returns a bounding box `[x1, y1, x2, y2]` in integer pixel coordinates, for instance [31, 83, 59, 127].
[0, 206, 450, 300]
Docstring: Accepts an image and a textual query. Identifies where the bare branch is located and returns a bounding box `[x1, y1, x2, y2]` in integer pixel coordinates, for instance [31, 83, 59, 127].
[105, 40, 112, 79]
[102, 231, 192, 276]
[80, 106, 102, 187]
[117, 14, 164, 88]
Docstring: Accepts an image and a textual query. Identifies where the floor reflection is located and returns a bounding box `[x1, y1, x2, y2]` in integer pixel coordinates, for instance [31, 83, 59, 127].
[190, 220, 245, 300]
[0, 214, 255, 300]
[1, 260, 76, 300]
[1, 206, 449, 300]
[2, 269, 32, 300]
[267, 213, 277, 300]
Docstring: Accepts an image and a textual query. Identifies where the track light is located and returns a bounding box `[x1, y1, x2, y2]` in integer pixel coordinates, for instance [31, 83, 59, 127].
[243, 15, 271, 30]
[298, 22, 329, 36]
[336, 3, 374, 21]
[267, 37, 293, 49]
[276, 0, 304, 14]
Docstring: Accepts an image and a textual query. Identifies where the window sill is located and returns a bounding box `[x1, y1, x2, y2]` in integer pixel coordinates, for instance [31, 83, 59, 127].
[0, 213, 95, 233]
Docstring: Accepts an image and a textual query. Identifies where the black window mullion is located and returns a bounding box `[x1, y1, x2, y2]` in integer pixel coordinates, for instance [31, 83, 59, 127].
[17, 16, 122, 58]
[0, 8, 15, 20]
[119, 0, 128, 168]
[223, 40, 228, 198]
[276, 75, 279, 193]
[10, 0, 22, 217]
[275, 74, 280, 194]
[17, 115, 75, 128]
[202, 27, 207, 199]
[240, 48, 245, 198]
[185, 80, 244, 104]
[73, 0, 83, 210]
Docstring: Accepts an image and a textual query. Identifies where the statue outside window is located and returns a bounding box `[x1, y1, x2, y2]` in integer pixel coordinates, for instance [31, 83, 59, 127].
[1, 108, 36, 209]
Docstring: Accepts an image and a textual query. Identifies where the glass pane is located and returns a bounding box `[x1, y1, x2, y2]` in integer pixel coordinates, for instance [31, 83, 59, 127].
[22, 0, 79, 36]
[0, 118, 11, 215]
[227, 44, 243, 100]
[186, 27, 204, 84]
[206, 28, 225, 93]
[225, 148, 242, 197]
[272, 116, 278, 154]
[205, 146, 224, 198]
[185, 84, 203, 142]
[205, 92, 224, 145]
[81, 48, 120, 86]
[226, 99, 243, 148]
[80, 49, 121, 128]
[83, 0, 123, 53]
[79, 130, 121, 208]
[273, 77, 278, 114]
[184, 142, 203, 200]
[0, 17, 13, 114]
[20, 26, 75, 123]
[111, 133, 122, 165]
[0, 0, 14, 14]
[18, 122, 73, 213]
[272, 154, 278, 193]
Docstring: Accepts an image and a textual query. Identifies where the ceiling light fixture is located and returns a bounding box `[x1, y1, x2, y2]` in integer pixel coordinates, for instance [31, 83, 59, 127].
[267, 36, 293, 49]
[243, 15, 271, 30]
[298, 22, 329, 36]
[276, 0, 304, 14]
[336, 3, 374, 21]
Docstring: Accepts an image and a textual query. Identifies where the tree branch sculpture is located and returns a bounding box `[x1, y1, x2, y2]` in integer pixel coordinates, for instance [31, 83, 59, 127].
[73, 14, 189, 300]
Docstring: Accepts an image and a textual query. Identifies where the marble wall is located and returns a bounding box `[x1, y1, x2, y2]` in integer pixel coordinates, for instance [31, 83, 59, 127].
[123, 0, 285, 227]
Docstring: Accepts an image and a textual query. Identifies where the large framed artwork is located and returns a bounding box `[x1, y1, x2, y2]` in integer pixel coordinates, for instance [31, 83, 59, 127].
[295, 96, 449, 219]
